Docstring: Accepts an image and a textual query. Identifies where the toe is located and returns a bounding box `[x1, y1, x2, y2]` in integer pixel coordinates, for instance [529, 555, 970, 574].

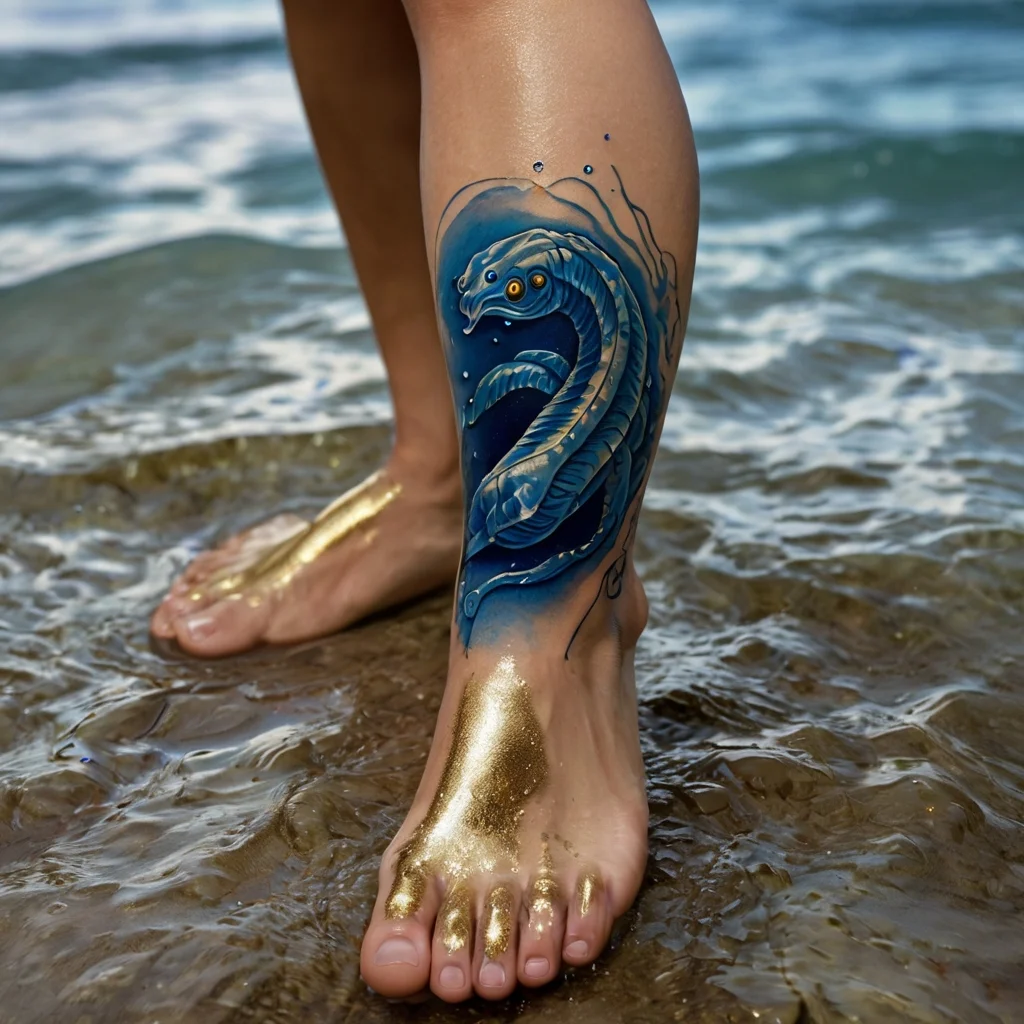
[159, 587, 210, 624]
[473, 884, 519, 1001]
[361, 920, 433, 1000]
[149, 600, 177, 639]
[181, 548, 234, 585]
[172, 594, 270, 657]
[518, 876, 564, 987]
[361, 870, 438, 999]
[151, 576, 212, 637]
[430, 884, 474, 1003]
[563, 868, 612, 967]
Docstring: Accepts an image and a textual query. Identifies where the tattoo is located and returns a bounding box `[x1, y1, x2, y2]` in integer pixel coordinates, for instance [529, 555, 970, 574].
[564, 504, 639, 659]
[435, 166, 681, 648]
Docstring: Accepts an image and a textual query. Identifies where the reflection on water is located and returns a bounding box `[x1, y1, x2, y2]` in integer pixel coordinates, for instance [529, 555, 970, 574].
[2, 0, 1023, 1021]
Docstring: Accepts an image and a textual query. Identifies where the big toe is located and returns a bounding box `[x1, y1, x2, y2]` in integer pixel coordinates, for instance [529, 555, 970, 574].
[361, 919, 433, 998]
[172, 594, 271, 657]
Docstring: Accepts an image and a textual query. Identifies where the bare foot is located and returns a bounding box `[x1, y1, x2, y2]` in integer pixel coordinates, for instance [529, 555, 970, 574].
[150, 454, 462, 657]
[359, 568, 650, 1001]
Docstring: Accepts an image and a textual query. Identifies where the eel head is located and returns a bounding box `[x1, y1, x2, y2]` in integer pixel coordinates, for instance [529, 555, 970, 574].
[457, 228, 567, 333]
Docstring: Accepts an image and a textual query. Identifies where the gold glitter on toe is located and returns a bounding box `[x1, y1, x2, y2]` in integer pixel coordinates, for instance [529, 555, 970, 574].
[527, 836, 559, 934]
[483, 885, 514, 959]
[385, 655, 547, 919]
[576, 869, 602, 917]
[439, 884, 472, 954]
[384, 867, 426, 921]
[192, 470, 402, 603]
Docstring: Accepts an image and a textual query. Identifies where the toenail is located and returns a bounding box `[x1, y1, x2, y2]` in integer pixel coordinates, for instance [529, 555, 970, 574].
[373, 937, 419, 966]
[479, 961, 506, 987]
[524, 956, 549, 978]
[184, 614, 214, 639]
[565, 939, 588, 959]
[439, 965, 464, 988]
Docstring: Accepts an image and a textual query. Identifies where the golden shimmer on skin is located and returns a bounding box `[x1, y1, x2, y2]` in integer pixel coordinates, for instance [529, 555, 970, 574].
[439, 884, 472, 954]
[384, 867, 426, 921]
[483, 885, 514, 959]
[527, 835, 558, 934]
[189, 470, 402, 604]
[384, 654, 547, 919]
[576, 869, 602, 918]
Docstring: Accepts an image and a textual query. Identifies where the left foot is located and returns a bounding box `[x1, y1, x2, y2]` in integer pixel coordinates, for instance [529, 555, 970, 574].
[359, 569, 649, 1001]
[149, 453, 462, 656]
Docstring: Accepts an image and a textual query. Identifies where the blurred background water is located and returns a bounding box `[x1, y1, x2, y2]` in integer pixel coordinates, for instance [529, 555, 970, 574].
[1, 1, 1023, 1021]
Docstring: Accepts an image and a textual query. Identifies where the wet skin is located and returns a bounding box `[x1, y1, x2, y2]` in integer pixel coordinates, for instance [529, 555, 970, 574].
[361, 568, 650, 1000]
[360, 169, 684, 1000]
[150, 459, 462, 657]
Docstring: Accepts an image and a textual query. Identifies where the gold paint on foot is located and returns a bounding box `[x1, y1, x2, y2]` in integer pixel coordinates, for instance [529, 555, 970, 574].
[384, 867, 426, 920]
[576, 870, 602, 917]
[439, 884, 472, 954]
[384, 655, 547, 918]
[483, 885, 514, 959]
[191, 470, 402, 602]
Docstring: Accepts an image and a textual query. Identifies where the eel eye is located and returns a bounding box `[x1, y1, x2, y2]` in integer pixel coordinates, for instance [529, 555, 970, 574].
[505, 278, 525, 302]
[485, 269, 498, 283]
[529, 272, 547, 289]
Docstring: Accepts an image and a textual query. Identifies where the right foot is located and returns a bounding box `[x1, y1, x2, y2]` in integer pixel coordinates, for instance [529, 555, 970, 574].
[149, 454, 462, 657]
[360, 567, 651, 1002]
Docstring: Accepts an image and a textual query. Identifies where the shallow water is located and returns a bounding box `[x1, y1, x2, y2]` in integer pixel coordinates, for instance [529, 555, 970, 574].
[2, 0, 1023, 1020]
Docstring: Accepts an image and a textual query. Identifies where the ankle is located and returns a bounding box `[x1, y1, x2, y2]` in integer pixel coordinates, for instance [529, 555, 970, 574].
[387, 442, 462, 506]
[614, 566, 649, 650]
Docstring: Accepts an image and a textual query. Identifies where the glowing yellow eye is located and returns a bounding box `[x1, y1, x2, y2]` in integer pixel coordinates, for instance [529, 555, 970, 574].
[529, 272, 547, 289]
[505, 278, 525, 301]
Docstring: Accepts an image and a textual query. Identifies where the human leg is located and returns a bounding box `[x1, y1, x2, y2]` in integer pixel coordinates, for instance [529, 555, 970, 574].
[361, 0, 698, 1000]
[150, 0, 462, 656]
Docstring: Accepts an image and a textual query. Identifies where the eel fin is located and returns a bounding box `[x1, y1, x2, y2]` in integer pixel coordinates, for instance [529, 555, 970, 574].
[467, 360, 566, 425]
[514, 349, 571, 380]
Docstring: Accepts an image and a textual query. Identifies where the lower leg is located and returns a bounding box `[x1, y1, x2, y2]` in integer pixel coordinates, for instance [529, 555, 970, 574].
[362, 0, 698, 1001]
[283, 0, 457, 475]
[151, 0, 461, 655]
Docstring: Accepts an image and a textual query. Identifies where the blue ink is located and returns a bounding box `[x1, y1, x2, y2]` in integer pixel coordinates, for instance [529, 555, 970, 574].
[604, 133, 611, 141]
[436, 167, 682, 646]
[584, 165, 593, 174]
[80, 757, 91, 763]
[533, 161, 544, 173]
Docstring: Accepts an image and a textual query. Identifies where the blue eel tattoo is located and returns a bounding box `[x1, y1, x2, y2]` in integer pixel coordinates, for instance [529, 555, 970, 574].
[435, 167, 682, 649]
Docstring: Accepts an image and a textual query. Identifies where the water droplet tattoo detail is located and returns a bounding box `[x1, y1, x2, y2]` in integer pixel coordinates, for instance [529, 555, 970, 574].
[436, 166, 682, 649]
